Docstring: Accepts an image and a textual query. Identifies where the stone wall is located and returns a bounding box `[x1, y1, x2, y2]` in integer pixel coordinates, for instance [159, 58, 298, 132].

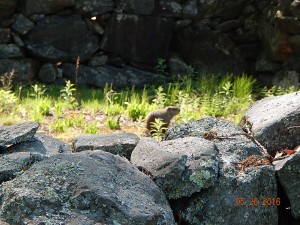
[0, 0, 299, 87]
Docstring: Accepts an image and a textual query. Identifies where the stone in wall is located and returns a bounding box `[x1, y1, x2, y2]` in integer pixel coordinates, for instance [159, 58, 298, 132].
[20, 0, 75, 15]
[75, 0, 114, 16]
[0, 28, 11, 44]
[197, 0, 248, 19]
[0, 0, 17, 21]
[116, 0, 155, 15]
[171, 22, 246, 74]
[100, 13, 174, 68]
[0, 59, 40, 83]
[25, 16, 99, 62]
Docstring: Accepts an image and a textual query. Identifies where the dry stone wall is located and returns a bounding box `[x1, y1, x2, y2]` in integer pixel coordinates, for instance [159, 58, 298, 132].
[0, 0, 299, 87]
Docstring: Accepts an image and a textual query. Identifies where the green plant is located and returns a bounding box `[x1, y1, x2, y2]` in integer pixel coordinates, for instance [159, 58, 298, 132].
[155, 58, 167, 76]
[106, 116, 121, 130]
[0, 89, 17, 113]
[84, 123, 98, 134]
[53, 102, 63, 118]
[51, 117, 74, 132]
[104, 104, 124, 116]
[60, 80, 78, 108]
[150, 118, 167, 142]
[37, 99, 51, 116]
[30, 84, 46, 99]
[152, 86, 166, 108]
[73, 113, 85, 127]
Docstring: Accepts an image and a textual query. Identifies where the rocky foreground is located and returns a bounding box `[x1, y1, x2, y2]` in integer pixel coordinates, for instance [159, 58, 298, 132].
[0, 91, 299, 225]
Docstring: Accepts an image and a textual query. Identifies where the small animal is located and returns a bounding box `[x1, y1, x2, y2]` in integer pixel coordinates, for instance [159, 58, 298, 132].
[145, 106, 180, 132]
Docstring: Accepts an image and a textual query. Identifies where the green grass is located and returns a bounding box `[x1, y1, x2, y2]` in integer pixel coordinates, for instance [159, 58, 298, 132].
[0, 70, 298, 142]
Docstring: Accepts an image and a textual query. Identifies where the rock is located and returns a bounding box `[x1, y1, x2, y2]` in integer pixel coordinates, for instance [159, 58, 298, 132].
[0, 58, 40, 83]
[75, 0, 114, 16]
[154, 0, 182, 17]
[73, 133, 139, 159]
[11, 14, 34, 35]
[165, 117, 263, 161]
[38, 63, 58, 84]
[61, 64, 160, 88]
[167, 53, 189, 76]
[6, 133, 71, 156]
[100, 13, 174, 67]
[0, 44, 24, 58]
[274, 151, 300, 220]
[117, 0, 155, 15]
[182, 0, 198, 18]
[183, 165, 277, 225]
[215, 20, 240, 32]
[272, 70, 299, 87]
[0, 122, 39, 150]
[0, 152, 45, 183]
[0, 0, 17, 20]
[197, 0, 248, 19]
[131, 137, 219, 199]
[0, 28, 11, 44]
[25, 16, 99, 62]
[244, 14, 259, 31]
[0, 151, 175, 224]
[258, 17, 292, 61]
[255, 52, 282, 73]
[164, 117, 277, 224]
[11, 32, 24, 47]
[20, 0, 75, 15]
[243, 91, 300, 156]
[171, 23, 246, 74]
[87, 54, 108, 66]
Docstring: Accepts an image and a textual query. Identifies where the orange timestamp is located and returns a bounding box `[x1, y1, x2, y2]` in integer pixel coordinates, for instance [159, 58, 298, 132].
[236, 197, 281, 206]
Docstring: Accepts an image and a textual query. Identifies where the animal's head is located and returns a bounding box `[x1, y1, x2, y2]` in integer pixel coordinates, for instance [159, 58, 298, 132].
[166, 106, 180, 116]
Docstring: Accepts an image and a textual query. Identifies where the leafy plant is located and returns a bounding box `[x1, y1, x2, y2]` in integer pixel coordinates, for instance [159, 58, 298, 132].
[150, 118, 167, 142]
[30, 84, 46, 99]
[84, 123, 98, 134]
[106, 116, 121, 130]
[155, 58, 167, 76]
[60, 80, 78, 108]
[0, 89, 17, 113]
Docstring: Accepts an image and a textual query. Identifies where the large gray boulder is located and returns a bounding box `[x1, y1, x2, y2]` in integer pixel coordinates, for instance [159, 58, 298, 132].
[0, 151, 175, 224]
[274, 151, 300, 220]
[131, 137, 219, 199]
[25, 16, 99, 62]
[162, 117, 277, 225]
[73, 133, 139, 159]
[242, 91, 300, 156]
[0, 122, 39, 150]
[6, 133, 71, 156]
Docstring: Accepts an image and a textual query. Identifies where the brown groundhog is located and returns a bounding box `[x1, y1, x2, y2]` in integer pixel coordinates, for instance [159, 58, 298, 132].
[145, 106, 180, 133]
